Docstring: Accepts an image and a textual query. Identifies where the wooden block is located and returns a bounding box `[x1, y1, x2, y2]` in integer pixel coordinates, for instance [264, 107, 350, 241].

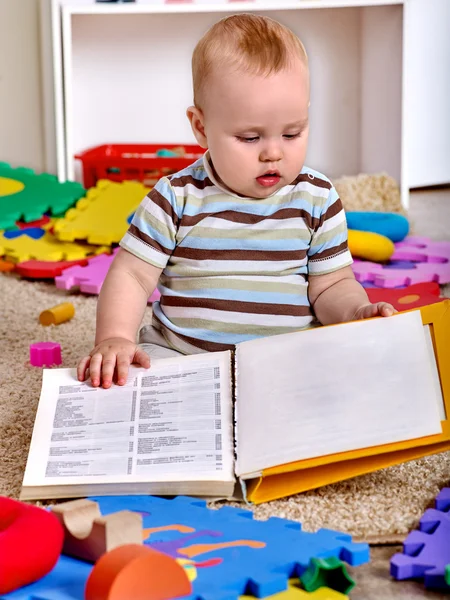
[50, 499, 143, 562]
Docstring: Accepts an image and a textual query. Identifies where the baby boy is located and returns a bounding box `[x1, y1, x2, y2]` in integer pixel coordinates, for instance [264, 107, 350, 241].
[78, 13, 394, 388]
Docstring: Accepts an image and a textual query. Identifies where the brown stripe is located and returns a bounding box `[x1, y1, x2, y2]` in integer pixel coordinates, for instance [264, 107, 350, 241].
[147, 188, 179, 227]
[152, 314, 234, 353]
[180, 208, 319, 230]
[169, 174, 216, 191]
[128, 224, 172, 256]
[310, 242, 349, 261]
[318, 196, 344, 228]
[172, 247, 308, 262]
[291, 173, 332, 190]
[160, 295, 312, 317]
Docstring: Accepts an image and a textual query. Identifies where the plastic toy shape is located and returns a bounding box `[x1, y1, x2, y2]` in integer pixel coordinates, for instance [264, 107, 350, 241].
[39, 302, 75, 326]
[85, 544, 191, 600]
[0, 259, 14, 272]
[51, 499, 143, 563]
[3, 227, 45, 240]
[346, 211, 409, 242]
[0, 162, 84, 229]
[365, 282, 442, 312]
[30, 342, 62, 367]
[392, 236, 450, 263]
[14, 258, 89, 279]
[299, 557, 354, 595]
[55, 250, 160, 303]
[0, 497, 64, 594]
[390, 508, 450, 589]
[347, 230, 394, 262]
[352, 259, 450, 288]
[53, 180, 149, 246]
[0, 229, 109, 264]
[2, 495, 368, 600]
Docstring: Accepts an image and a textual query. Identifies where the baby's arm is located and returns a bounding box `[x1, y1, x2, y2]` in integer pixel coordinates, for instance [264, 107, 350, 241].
[77, 248, 162, 388]
[308, 265, 395, 325]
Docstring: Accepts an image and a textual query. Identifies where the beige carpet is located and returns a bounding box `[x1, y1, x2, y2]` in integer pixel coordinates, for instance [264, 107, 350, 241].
[1, 189, 449, 540]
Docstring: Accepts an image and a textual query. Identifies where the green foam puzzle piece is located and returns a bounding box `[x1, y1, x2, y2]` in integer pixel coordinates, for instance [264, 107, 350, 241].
[445, 564, 450, 585]
[300, 557, 355, 595]
[0, 162, 85, 229]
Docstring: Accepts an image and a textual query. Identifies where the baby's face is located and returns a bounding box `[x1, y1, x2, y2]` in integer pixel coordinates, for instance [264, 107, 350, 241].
[201, 59, 310, 199]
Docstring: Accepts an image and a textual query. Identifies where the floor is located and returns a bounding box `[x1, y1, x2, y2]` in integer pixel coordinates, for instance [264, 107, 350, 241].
[346, 185, 450, 599]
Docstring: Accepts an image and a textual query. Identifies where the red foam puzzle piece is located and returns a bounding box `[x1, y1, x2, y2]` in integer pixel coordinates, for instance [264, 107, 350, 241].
[0, 497, 64, 594]
[366, 282, 442, 312]
[15, 258, 89, 279]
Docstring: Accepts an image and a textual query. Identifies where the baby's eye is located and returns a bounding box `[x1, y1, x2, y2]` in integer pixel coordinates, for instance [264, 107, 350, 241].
[283, 133, 300, 140]
[236, 136, 259, 143]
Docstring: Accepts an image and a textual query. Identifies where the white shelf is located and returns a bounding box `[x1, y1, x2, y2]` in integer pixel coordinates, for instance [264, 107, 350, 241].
[63, 0, 404, 16]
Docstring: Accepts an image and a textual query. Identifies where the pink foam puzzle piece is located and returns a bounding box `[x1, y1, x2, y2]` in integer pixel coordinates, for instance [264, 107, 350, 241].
[55, 248, 160, 303]
[353, 260, 450, 288]
[392, 236, 450, 263]
[30, 342, 62, 367]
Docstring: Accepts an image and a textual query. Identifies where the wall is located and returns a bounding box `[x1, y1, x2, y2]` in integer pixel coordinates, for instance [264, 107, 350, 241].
[0, 0, 45, 172]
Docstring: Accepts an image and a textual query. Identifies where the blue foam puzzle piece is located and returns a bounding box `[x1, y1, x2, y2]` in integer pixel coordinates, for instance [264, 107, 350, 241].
[3, 228, 45, 240]
[2, 495, 369, 600]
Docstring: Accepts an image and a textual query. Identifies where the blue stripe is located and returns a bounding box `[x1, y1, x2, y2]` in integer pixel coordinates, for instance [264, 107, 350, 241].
[177, 236, 309, 251]
[181, 197, 321, 218]
[131, 212, 174, 249]
[310, 232, 348, 255]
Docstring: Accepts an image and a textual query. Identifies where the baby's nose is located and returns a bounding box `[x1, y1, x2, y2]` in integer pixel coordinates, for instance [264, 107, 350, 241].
[259, 143, 283, 162]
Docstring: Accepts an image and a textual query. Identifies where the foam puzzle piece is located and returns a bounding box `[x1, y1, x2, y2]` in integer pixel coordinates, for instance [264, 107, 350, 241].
[1, 495, 369, 600]
[390, 506, 450, 590]
[0, 229, 109, 263]
[299, 557, 354, 595]
[392, 236, 450, 263]
[53, 180, 149, 245]
[241, 581, 348, 599]
[0, 163, 84, 229]
[365, 282, 442, 311]
[3, 227, 46, 240]
[352, 259, 450, 288]
[55, 249, 161, 303]
[14, 258, 89, 279]
[0, 258, 14, 272]
[435, 487, 450, 512]
[446, 564, 450, 585]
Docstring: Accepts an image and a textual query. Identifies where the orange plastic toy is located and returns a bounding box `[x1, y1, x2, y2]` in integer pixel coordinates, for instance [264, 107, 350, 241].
[85, 544, 191, 600]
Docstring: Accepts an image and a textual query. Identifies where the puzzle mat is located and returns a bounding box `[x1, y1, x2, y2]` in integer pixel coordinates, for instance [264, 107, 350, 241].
[3, 496, 365, 600]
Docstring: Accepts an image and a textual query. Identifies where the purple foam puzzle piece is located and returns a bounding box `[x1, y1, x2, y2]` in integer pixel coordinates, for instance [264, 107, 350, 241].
[435, 488, 450, 512]
[54, 248, 160, 303]
[352, 260, 450, 288]
[391, 508, 450, 590]
[392, 236, 450, 264]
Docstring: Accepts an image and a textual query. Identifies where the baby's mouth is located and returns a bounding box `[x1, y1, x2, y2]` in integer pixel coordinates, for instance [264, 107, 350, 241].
[256, 171, 281, 187]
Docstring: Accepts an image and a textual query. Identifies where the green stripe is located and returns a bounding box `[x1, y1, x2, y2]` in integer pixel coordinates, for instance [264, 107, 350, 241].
[164, 265, 307, 277]
[311, 221, 347, 247]
[159, 275, 306, 295]
[168, 318, 310, 336]
[139, 209, 175, 242]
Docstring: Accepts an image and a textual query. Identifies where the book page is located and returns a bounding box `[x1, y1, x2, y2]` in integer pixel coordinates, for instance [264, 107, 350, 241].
[235, 311, 443, 477]
[23, 351, 234, 489]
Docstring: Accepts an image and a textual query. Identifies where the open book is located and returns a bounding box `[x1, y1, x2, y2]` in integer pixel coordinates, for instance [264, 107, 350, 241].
[21, 301, 450, 503]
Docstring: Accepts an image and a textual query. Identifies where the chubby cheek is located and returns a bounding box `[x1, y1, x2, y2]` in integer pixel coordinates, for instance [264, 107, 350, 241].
[212, 139, 252, 181]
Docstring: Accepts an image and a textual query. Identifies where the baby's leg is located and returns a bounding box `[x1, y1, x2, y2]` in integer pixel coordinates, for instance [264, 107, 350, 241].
[138, 324, 185, 360]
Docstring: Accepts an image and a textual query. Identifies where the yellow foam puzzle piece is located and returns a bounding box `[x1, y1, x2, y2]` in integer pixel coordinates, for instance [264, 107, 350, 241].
[239, 581, 348, 599]
[53, 179, 150, 246]
[0, 229, 109, 263]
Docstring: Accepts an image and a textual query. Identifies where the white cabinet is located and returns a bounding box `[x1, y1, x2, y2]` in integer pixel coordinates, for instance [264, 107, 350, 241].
[41, 0, 450, 209]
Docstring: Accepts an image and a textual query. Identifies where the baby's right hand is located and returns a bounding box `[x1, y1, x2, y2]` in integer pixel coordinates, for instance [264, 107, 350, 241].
[77, 337, 150, 389]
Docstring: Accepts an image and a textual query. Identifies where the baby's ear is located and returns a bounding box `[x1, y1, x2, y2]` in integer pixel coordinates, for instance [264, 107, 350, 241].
[186, 106, 208, 148]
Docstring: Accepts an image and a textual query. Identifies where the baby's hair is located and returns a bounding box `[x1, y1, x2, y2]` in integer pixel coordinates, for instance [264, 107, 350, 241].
[192, 13, 308, 108]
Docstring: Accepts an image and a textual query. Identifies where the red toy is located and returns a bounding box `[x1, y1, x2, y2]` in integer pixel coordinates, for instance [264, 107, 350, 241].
[0, 497, 64, 594]
[15, 258, 89, 279]
[366, 282, 442, 312]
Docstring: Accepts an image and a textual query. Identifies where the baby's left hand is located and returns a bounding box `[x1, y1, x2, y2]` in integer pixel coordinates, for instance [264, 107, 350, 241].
[353, 302, 396, 320]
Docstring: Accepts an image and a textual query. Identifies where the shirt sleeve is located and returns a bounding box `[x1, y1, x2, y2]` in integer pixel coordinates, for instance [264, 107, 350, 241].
[119, 177, 179, 269]
[307, 184, 353, 275]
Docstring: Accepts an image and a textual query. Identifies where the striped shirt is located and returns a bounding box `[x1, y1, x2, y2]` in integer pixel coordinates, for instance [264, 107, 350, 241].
[120, 151, 352, 354]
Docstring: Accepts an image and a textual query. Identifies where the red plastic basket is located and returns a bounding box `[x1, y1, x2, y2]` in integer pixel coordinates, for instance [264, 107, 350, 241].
[75, 143, 205, 189]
